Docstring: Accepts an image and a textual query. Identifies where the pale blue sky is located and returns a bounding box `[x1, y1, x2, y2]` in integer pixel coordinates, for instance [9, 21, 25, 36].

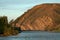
[0, 0, 60, 21]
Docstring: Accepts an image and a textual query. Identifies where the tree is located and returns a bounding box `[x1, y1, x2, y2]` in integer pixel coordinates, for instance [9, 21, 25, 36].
[0, 16, 8, 34]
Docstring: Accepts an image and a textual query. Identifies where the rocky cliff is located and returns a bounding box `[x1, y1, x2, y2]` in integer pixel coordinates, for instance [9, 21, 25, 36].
[12, 3, 60, 31]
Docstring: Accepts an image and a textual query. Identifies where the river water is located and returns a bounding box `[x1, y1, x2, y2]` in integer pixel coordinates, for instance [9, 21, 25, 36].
[0, 31, 60, 40]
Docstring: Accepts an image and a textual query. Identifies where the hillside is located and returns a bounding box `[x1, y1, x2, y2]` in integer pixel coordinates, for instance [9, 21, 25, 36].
[12, 3, 60, 31]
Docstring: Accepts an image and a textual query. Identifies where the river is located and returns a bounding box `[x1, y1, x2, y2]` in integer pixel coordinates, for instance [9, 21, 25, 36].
[0, 31, 60, 40]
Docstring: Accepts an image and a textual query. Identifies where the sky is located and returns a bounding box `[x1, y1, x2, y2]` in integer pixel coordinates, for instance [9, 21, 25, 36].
[0, 0, 60, 22]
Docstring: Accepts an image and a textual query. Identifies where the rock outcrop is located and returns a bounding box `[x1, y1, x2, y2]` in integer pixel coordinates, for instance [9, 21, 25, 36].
[12, 3, 60, 31]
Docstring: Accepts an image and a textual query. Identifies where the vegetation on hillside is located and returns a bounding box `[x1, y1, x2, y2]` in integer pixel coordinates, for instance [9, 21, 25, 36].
[0, 16, 21, 36]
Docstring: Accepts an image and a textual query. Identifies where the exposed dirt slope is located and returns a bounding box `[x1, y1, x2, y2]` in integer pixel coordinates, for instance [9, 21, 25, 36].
[13, 3, 60, 31]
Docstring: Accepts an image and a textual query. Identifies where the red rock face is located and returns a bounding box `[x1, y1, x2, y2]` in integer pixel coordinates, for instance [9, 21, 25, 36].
[13, 3, 60, 31]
